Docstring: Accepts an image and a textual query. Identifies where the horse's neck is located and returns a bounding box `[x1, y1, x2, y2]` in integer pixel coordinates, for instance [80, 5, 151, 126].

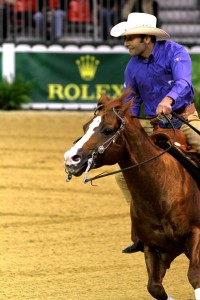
[118, 117, 169, 199]
[121, 117, 160, 167]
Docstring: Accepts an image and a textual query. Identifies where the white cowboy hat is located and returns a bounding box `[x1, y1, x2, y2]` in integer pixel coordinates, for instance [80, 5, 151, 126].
[110, 12, 170, 40]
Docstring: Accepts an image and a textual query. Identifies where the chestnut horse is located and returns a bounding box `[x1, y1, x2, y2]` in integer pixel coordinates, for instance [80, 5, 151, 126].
[64, 93, 200, 300]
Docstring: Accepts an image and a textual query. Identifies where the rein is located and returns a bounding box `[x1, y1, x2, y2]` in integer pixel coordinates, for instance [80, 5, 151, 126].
[171, 111, 200, 135]
[84, 110, 176, 184]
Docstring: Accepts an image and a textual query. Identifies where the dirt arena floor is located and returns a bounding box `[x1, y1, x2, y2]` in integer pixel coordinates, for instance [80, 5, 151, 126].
[0, 111, 196, 300]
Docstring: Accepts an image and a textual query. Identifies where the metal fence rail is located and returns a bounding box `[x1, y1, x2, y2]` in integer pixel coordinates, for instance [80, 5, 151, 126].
[1, 0, 200, 46]
[0, 0, 124, 44]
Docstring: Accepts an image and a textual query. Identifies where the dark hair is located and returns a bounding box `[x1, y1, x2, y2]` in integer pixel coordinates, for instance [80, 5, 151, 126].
[140, 34, 156, 43]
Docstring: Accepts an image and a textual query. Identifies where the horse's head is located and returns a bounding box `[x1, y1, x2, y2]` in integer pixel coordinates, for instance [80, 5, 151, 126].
[64, 91, 132, 180]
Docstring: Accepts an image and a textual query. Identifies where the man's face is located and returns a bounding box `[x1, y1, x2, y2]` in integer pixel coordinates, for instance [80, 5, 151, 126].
[124, 34, 148, 57]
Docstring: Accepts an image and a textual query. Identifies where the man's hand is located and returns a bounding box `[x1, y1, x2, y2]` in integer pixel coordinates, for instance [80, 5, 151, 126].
[156, 96, 174, 119]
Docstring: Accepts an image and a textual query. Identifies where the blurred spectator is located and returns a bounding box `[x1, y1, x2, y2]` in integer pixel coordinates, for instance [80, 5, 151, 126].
[14, 0, 36, 33]
[122, 0, 161, 27]
[67, 0, 123, 41]
[33, 0, 66, 40]
[68, 0, 92, 23]
[1, 0, 15, 39]
[97, 0, 123, 40]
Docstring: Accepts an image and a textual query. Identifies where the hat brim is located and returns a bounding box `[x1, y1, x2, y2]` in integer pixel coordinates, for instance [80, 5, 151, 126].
[110, 22, 170, 40]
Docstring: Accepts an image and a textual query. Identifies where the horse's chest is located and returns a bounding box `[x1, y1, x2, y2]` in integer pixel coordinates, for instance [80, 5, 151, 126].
[132, 203, 184, 247]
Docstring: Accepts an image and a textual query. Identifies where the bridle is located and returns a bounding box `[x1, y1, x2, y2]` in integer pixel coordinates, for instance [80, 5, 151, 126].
[65, 103, 200, 184]
[82, 107, 176, 184]
[97, 117, 125, 155]
[82, 107, 125, 183]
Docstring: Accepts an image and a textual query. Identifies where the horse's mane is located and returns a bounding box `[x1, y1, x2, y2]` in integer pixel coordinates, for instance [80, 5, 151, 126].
[97, 89, 135, 114]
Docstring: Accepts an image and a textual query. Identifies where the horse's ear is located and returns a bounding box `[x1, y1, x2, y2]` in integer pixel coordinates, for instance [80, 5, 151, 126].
[118, 99, 135, 118]
[121, 99, 133, 114]
[97, 89, 136, 115]
[120, 90, 136, 115]
[95, 94, 110, 115]
[97, 94, 110, 106]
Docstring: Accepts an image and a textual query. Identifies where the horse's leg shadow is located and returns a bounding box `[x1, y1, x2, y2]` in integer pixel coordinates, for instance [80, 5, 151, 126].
[144, 247, 179, 300]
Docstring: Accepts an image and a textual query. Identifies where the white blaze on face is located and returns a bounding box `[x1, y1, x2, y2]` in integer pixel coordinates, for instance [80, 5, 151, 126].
[64, 116, 102, 165]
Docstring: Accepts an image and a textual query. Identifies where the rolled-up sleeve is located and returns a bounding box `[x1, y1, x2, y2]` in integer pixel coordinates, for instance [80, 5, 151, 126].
[166, 48, 194, 108]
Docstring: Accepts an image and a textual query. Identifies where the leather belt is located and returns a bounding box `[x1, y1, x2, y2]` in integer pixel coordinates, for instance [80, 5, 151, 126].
[173, 103, 196, 120]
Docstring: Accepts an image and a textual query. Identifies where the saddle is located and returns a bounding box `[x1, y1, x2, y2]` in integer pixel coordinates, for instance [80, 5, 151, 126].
[150, 126, 200, 185]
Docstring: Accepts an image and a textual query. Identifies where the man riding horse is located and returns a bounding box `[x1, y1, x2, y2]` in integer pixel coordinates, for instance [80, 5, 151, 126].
[110, 12, 200, 254]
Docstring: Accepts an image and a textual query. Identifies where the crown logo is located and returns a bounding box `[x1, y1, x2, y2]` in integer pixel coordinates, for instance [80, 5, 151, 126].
[76, 55, 100, 81]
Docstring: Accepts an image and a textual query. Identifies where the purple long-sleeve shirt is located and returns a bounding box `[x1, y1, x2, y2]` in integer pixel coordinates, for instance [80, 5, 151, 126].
[124, 40, 194, 116]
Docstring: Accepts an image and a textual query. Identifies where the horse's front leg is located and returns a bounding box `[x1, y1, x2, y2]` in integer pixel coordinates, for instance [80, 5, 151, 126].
[187, 227, 200, 300]
[144, 247, 176, 300]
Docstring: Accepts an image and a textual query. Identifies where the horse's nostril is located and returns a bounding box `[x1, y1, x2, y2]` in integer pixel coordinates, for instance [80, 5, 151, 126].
[72, 155, 81, 163]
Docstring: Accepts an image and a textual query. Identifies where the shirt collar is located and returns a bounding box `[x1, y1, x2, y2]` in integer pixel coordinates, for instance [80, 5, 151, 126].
[138, 42, 157, 63]
[138, 53, 153, 63]
[151, 42, 159, 62]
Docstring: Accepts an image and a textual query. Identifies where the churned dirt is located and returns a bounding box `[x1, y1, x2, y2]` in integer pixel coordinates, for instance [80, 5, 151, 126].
[0, 111, 195, 300]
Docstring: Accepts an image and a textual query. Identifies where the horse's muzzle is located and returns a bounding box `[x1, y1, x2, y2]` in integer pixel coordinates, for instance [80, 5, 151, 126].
[64, 161, 88, 177]
[64, 149, 95, 177]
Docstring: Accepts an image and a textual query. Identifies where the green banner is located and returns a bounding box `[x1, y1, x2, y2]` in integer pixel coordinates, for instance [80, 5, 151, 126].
[16, 53, 130, 104]
[15, 52, 200, 110]
[0, 53, 2, 80]
[191, 54, 200, 86]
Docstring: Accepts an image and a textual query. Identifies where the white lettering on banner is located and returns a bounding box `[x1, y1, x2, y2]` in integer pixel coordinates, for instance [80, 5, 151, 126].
[48, 84, 123, 101]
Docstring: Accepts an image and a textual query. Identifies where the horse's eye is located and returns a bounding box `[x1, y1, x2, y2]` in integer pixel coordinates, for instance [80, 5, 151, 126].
[102, 127, 113, 136]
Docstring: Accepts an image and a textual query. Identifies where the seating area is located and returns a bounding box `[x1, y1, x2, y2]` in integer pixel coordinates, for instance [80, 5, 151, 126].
[159, 0, 200, 45]
[1, 0, 200, 46]
[159, 0, 198, 9]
